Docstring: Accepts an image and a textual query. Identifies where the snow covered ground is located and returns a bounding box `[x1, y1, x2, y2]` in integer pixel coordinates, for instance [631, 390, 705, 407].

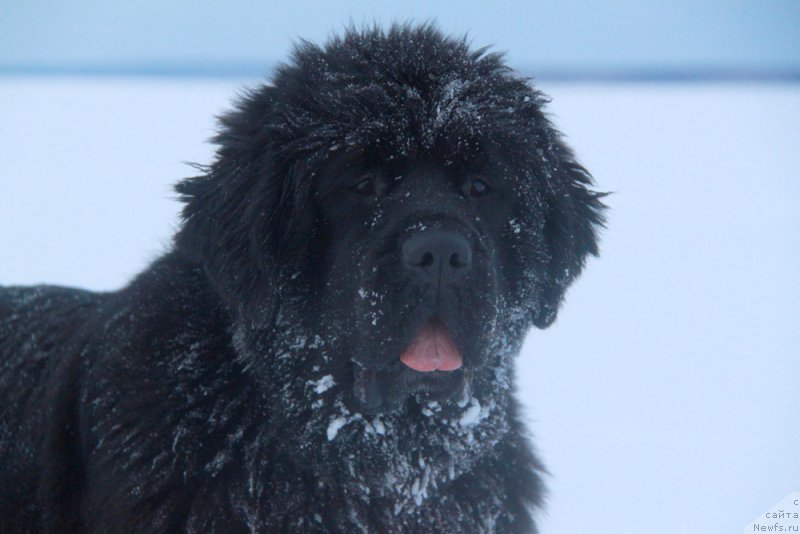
[1, 78, 798, 533]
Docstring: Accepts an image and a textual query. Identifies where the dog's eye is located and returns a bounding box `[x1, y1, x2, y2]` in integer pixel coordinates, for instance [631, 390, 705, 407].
[349, 175, 377, 196]
[470, 177, 492, 197]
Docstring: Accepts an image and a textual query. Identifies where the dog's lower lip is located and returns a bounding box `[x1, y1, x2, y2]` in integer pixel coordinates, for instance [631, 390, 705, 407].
[352, 360, 470, 407]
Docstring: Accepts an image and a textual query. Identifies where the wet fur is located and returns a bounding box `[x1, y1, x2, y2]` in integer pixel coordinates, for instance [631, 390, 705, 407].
[0, 24, 604, 533]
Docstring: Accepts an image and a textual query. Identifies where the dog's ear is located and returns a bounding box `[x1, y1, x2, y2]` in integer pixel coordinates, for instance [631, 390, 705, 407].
[174, 86, 293, 316]
[532, 156, 606, 328]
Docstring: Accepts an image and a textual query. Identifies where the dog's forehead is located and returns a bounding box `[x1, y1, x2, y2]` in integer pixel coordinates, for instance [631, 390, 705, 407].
[280, 79, 486, 156]
[270, 32, 545, 162]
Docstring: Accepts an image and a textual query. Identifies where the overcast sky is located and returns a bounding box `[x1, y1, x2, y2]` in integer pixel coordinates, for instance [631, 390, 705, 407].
[1, 0, 799, 73]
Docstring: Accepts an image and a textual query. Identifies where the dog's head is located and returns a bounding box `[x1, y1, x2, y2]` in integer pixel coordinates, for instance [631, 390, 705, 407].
[175, 24, 605, 413]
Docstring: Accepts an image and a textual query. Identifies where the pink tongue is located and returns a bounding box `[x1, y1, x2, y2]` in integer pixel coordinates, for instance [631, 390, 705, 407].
[400, 319, 463, 372]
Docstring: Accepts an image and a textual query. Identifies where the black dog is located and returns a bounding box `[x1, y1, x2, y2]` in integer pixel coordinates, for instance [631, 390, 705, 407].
[0, 24, 604, 533]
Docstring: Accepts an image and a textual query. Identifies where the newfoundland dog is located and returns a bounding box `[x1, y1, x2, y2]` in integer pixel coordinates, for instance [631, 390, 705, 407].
[0, 24, 605, 533]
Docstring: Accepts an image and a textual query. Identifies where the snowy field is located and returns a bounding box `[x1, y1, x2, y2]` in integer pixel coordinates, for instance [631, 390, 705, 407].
[1, 78, 798, 533]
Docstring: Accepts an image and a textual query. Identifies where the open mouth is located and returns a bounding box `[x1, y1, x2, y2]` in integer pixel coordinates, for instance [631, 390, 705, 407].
[353, 317, 468, 410]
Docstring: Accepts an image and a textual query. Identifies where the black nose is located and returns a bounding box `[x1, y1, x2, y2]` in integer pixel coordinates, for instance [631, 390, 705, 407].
[402, 230, 472, 287]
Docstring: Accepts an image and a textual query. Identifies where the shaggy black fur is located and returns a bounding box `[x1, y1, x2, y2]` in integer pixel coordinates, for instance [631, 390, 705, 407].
[0, 24, 605, 533]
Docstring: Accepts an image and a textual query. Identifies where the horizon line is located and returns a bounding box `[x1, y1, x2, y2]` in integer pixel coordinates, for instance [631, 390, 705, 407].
[1, 63, 799, 83]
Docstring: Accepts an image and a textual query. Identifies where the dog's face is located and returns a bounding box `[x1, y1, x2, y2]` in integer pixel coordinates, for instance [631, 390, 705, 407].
[175, 26, 605, 416]
[316, 156, 498, 408]
[314, 149, 529, 411]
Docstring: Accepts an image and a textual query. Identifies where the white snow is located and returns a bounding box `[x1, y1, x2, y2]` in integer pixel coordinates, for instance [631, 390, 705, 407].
[371, 418, 386, 435]
[0, 78, 798, 534]
[458, 398, 483, 428]
[308, 375, 335, 394]
[326, 416, 347, 441]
